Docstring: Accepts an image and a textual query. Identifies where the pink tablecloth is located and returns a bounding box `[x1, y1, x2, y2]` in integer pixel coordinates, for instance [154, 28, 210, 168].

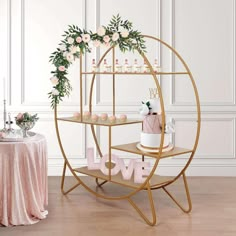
[0, 133, 48, 226]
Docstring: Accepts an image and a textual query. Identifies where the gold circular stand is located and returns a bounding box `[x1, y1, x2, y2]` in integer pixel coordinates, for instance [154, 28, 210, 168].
[54, 35, 201, 226]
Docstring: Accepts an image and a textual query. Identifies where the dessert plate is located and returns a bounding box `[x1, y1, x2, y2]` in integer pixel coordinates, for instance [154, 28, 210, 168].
[136, 143, 174, 153]
[0, 131, 36, 142]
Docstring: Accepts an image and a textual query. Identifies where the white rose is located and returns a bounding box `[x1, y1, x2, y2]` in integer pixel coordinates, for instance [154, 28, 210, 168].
[97, 26, 106, 36]
[112, 32, 119, 42]
[52, 88, 60, 96]
[121, 29, 129, 38]
[67, 37, 74, 44]
[82, 34, 91, 43]
[66, 52, 74, 62]
[50, 76, 59, 85]
[70, 45, 77, 54]
[59, 44, 66, 51]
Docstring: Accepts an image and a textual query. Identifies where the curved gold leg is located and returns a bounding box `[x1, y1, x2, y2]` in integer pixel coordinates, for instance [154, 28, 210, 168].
[127, 183, 157, 226]
[95, 178, 108, 187]
[61, 161, 81, 195]
[162, 172, 192, 213]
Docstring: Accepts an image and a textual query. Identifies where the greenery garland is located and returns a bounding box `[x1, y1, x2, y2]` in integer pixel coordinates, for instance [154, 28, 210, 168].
[49, 14, 146, 108]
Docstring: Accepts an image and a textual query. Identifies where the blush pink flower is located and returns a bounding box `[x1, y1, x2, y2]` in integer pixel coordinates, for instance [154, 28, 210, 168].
[76, 36, 82, 43]
[112, 32, 119, 42]
[50, 76, 59, 85]
[93, 40, 101, 47]
[97, 26, 106, 36]
[82, 34, 90, 43]
[58, 66, 65, 72]
[67, 37, 74, 44]
[121, 29, 129, 38]
[16, 113, 24, 121]
[103, 35, 110, 43]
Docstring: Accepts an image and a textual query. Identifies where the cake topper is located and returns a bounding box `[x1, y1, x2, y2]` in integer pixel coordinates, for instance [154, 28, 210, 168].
[149, 88, 159, 99]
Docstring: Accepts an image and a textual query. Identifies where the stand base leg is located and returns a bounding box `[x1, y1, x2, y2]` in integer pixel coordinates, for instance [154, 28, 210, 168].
[127, 183, 157, 226]
[61, 161, 81, 195]
[162, 172, 192, 213]
[95, 178, 108, 187]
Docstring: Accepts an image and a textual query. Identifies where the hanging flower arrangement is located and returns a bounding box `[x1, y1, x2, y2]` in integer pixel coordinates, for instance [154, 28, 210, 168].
[49, 14, 146, 108]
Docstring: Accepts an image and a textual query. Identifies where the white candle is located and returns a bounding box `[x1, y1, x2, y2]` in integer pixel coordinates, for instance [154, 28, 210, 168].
[3, 77, 6, 100]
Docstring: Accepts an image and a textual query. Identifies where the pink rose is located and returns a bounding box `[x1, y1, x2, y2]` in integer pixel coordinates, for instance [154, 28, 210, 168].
[58, 66, 65, 72]
[16, 113, 24, 121]
[93, 40, 101, 47]
[103, 35, 110, 43]
[76, 36, 82, 43]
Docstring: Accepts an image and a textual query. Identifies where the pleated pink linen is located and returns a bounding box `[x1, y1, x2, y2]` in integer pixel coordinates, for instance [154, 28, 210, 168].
[0, 133, 48, 226]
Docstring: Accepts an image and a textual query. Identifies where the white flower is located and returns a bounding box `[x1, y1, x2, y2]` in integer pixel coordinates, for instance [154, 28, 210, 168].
[52, 88, 59, 96]
[82, 34, 90, 43]
[112, 32, 119, 42]
[76, 46, 80, 52]
[50, 76, 59, 85]
[67, 37, 74, 44]
[70, 45, 77, 54]
[121, 29, 129, 38]
[97, 26, 106, 36]
[66, 52, 74, 62]
[139, 104, 149, 116]
[93, 40, 101, 47]
[59, 44, 66, 51]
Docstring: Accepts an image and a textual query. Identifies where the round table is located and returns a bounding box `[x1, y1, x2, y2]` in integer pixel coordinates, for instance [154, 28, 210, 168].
[0, 133, 48, 226]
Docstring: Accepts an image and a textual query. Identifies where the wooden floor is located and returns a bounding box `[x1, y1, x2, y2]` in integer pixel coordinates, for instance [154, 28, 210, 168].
[1, 176, 236, 236]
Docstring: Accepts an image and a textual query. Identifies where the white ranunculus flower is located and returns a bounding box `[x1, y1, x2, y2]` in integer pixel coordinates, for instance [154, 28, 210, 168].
[50, 76, 59, 85]
[59, 44, 66, 51]
[52, 88, 60, 96]
[70, 45, 77, 54]
[66, 52, 74, 62]
[112, 32, 119, 42]
[82, 34, 91, 43]
[67, 37, 74, 44]
[121, 29, 129, 38]
[97, 26, 106, 36]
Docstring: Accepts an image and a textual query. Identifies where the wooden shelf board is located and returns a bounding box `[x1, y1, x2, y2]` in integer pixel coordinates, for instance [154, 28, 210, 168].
[57, 117, 142, 127]
[111, 142, 193, 159]
[74, 167, 174, 189]
[82, 72, 188, 75]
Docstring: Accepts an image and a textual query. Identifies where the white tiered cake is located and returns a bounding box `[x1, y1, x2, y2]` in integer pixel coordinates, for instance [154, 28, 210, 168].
[138, 97, 172, 152]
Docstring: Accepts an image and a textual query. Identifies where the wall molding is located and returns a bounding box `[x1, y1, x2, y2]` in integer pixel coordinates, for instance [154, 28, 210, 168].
[170, 0, 236, 107]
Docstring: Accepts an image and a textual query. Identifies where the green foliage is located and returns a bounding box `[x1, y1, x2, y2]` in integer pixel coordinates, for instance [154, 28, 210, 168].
[49, 14, 146, 109]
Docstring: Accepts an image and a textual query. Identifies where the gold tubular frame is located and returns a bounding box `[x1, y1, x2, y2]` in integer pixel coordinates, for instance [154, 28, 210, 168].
[54, 35, 201, 226]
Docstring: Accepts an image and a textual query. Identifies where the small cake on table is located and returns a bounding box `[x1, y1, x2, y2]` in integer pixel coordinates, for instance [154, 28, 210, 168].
[73, 112, 81, 119]
[109, 115, 116, 123]
[100, 113, 108, 121]
[91, 114, 99, 122]
[83, 111, 91, 120]
[119, 114, 127, 122]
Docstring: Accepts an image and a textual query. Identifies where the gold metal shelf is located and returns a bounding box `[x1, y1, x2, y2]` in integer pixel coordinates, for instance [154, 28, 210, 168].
[57, 116, 142, 127]
[82, 72, 188, 75]
[74, 167, 174, 189]
[111, 142, 193, 159]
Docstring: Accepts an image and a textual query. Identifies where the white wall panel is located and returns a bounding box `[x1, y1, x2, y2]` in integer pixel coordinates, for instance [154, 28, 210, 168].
[172, 0, 235, 106]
